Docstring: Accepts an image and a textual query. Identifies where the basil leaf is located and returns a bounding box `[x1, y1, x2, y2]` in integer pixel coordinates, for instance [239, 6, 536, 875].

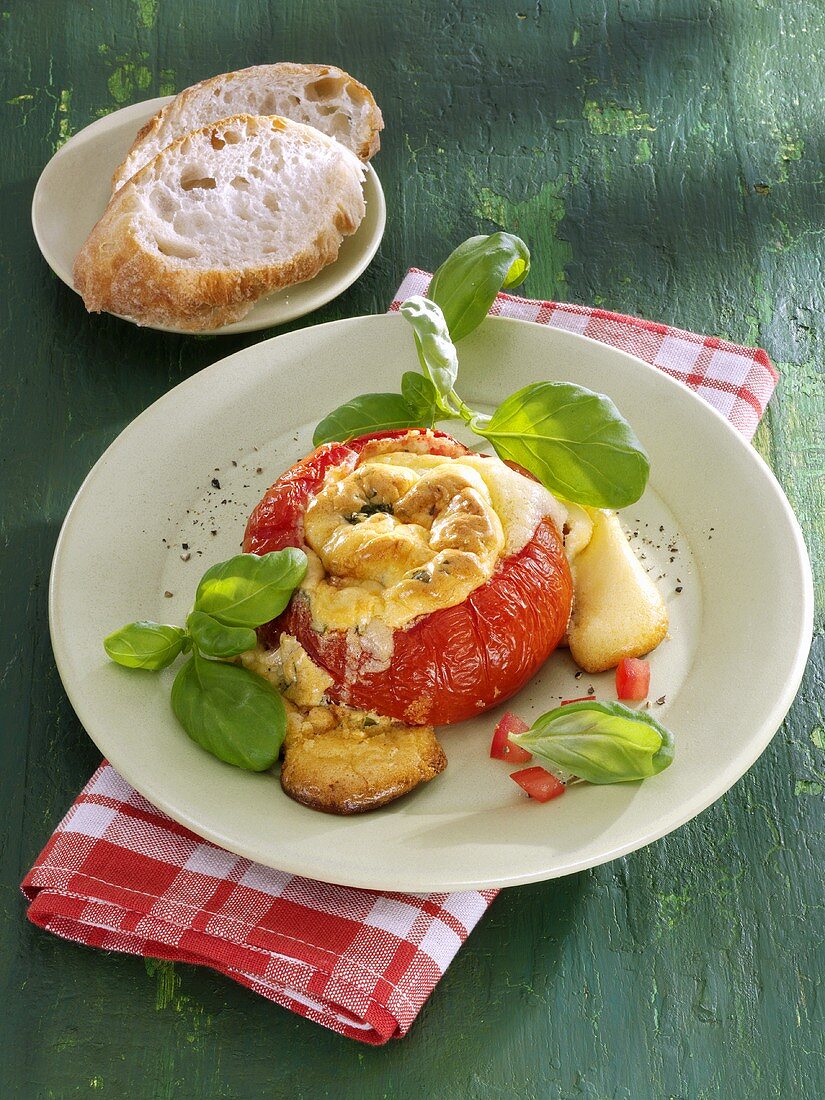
[186, 611, 257, 659]
[399, 296, 458, 406]
[427, 232, 531, 342]
[513, 701, 674, 784]
[401, 371, 440, 427]
[194, 550, 307, 628]
[313, 392, 423, 446]
[171, 652, 285, 771]
[104, 621, 187, 670]
[476, 381, 650, 508]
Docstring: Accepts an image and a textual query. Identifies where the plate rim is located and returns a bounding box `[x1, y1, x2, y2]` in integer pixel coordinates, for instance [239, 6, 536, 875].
[48, 314, 815, 890]
[31, 95, 387, 337]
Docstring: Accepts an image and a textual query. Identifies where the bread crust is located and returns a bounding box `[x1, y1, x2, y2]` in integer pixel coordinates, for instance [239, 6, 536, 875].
[73, 115, 366, 331]
[112, 62, 383, 189]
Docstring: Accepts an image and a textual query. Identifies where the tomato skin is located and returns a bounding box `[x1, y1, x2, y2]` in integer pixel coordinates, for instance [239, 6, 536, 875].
[490, 713, 532, 762]
[510, 766, 566, 802]
[243, 441, 359, 556]
[277, 513, 571, 725]
[244, 429, 573, 726]
[243, 429, 468, 555]
[615, 657, 651, 701]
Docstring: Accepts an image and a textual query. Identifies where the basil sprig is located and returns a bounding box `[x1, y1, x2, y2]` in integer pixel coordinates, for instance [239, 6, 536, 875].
[312, 307, 455, 447]
[314, 391, 427, 447]
[512, 701, 674, 784]
[476, 383, 650, 508]
[103, 622, 190, 670]
[312, 233, 650, 509]
[171, 651, 284, 771]
[195, 547, 306, 626]
[103, 550, 307, 772]
[428, 231, 530, 341]
[399, 296, 459, 412]
[186, 611, 257, 659]
[401, 371, 441, 426]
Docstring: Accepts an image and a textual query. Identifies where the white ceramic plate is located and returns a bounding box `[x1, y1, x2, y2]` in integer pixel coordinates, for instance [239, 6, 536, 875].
[49, 316, 813, 891]
[31, 97, 386, 335]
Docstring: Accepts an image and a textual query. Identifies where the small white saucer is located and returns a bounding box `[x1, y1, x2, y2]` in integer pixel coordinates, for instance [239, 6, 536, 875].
[31, 96, 387, 336]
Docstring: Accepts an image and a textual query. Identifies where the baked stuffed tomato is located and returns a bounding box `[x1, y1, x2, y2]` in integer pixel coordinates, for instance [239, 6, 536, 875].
[243, 428, 573, 726]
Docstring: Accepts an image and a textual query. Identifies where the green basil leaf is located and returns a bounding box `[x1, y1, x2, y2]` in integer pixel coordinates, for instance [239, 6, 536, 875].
[313, 392, 423, 446]
[171, 652, 285, 771]
[399, 296, 458, 405]
[427, 232, 531, 342]
[513, 701, 674, 784]
[400, 371, 440, 427]
[186, 611, 257, 659]
[104, 621, 187, 670]
[476, 381, 650, 508]
[194, 550, 307, 628]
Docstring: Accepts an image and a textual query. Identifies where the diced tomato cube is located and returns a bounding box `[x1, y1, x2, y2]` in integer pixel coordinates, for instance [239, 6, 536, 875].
[490, 712, 532, 762]
[510, 766, 566, 803]
[615, 657, 651, 701]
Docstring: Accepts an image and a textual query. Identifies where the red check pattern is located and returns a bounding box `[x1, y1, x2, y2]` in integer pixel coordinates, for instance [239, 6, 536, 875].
[23, 763, 497, 1044]
[392, 269, 778, 440]
[23, 276, 777, 1045]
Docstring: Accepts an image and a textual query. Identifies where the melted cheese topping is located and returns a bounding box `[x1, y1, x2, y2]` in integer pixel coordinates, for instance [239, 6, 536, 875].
[240, 634, 333, 707]
[244, 441, 669, 699]
[566, 509, 669, 673]
[301, 450, 562, 631]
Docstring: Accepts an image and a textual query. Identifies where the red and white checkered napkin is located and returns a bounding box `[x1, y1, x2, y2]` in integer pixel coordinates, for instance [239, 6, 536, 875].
[23, 274, 777, 1045]
[393, 269, 778, 440]
[23, 763, 497, 1044]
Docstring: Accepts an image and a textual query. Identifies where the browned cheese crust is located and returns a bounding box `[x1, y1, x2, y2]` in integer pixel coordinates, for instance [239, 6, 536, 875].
[280, 705, 447, 815]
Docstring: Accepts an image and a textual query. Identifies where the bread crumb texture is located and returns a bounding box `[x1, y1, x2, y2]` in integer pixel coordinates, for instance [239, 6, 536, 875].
[74, 114, 366, 330]
[112, 62, 383, 189]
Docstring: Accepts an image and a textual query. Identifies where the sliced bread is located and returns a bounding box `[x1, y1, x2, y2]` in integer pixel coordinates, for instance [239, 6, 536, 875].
[74, 114, 366, 331]
[113, 62, 383, 190]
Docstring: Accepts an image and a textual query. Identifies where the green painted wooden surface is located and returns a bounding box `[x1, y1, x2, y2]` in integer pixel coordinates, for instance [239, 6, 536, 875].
[2, 0, 823, 1095]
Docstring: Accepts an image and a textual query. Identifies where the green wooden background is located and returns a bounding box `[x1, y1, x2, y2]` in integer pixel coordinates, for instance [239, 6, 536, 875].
[2, 1, 823, 1096]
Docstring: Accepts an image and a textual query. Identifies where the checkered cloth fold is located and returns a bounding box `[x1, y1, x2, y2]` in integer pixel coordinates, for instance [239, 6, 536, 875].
[23, 763, 495, 1043]
[22, 273, 777, 1044]
[393, 269, 777, 440]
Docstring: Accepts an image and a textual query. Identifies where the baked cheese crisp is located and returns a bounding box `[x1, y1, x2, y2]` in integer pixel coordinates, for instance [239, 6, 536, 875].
[301, 449, 564, 632]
